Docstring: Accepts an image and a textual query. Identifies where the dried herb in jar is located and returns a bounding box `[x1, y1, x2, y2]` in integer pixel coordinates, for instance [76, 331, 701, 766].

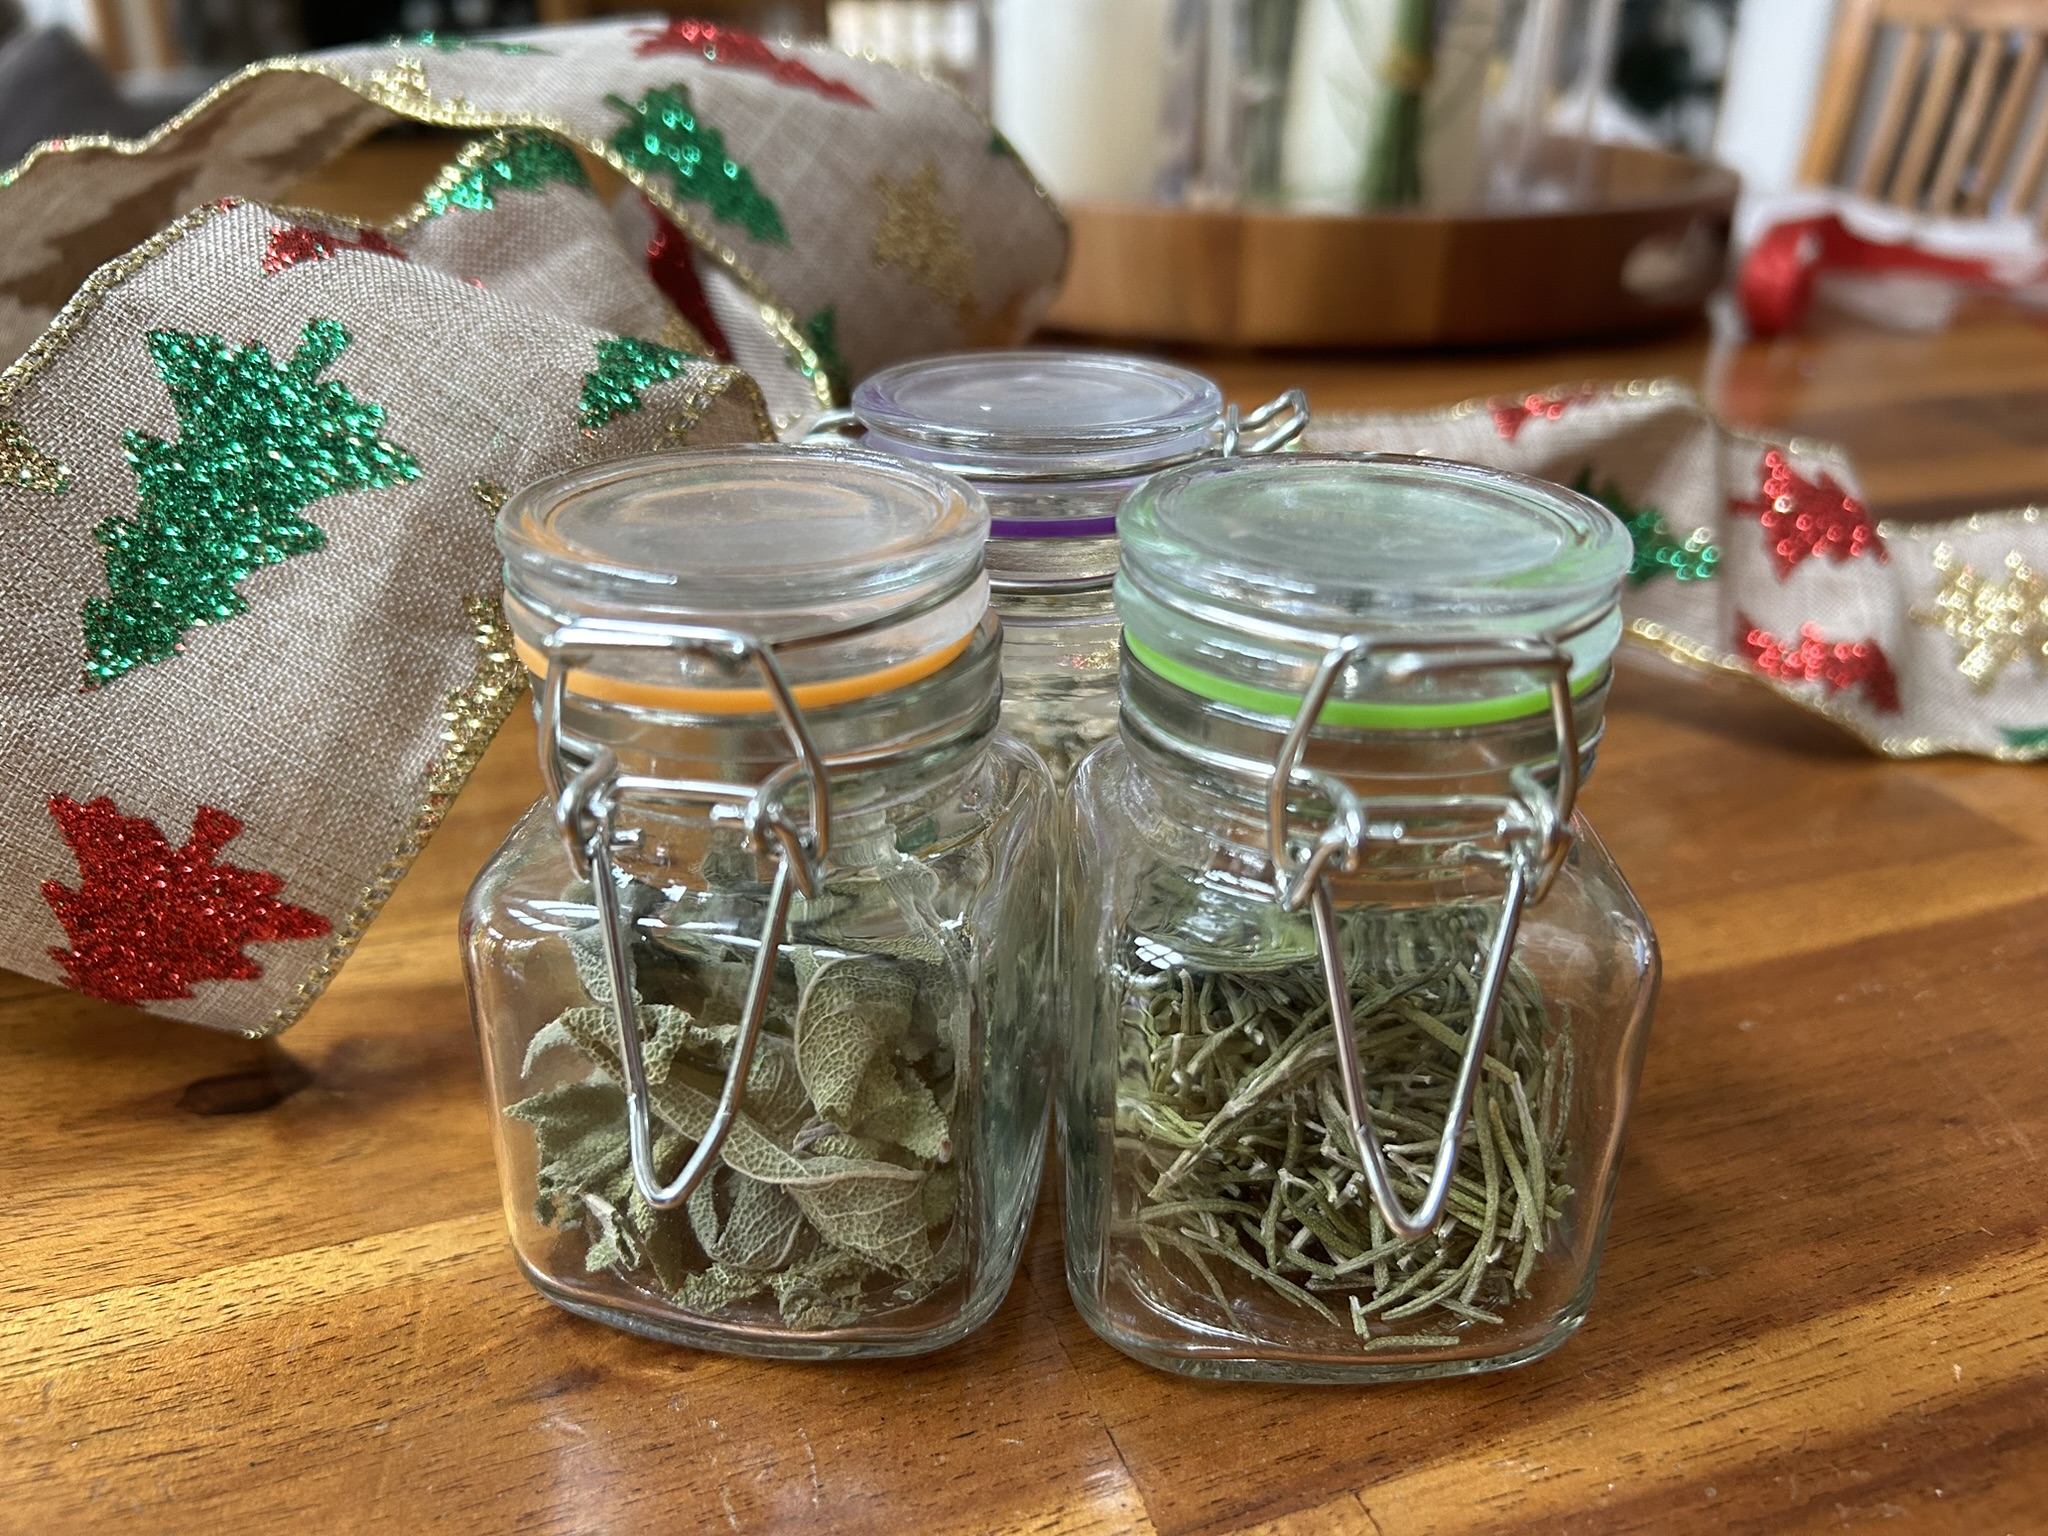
[507, 863, 969, 1331]
[1113, 902, 1572, 1342]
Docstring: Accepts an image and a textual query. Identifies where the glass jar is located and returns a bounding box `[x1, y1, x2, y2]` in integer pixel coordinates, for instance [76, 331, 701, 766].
[846, 350, 1307, 783]
[464, 445, 1057, 1359]
[1063, 453, 1659, 1382]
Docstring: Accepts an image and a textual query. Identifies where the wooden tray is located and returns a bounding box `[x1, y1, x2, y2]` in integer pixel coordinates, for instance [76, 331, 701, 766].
[1041, 138, 1739, 349]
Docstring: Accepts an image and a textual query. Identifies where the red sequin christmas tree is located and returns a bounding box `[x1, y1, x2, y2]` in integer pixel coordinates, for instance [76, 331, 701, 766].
[632, 20, 872, 107]
[42, 796, 331, 1006]
[1731, 450, 1886, 578]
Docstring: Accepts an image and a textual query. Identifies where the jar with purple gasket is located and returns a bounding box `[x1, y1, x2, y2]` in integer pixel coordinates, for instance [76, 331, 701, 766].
[845, 352, 1307, 783]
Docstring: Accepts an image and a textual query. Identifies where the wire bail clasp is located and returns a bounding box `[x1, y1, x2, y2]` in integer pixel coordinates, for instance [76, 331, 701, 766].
[541, 619, 832, 1212]
[1221, 389, 1310, 457]
[1264, 635, 1581, 1241]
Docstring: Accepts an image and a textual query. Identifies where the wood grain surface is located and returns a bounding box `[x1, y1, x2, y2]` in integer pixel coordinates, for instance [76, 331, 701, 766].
[2, 139, 2045, 1535]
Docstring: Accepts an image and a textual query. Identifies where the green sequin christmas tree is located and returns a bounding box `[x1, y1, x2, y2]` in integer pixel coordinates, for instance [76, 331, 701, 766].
[419, 129, 590, 218]
[580, 336, 695, 429]
[606, 85, 788, 245]
[83, 319, 420, 687]
[1571, 468, 1719, 587]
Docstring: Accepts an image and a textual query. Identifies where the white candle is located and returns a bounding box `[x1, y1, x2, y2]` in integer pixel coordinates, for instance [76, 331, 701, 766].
[991, 0, 1174, 205]
[1280, 0, 1394, 210]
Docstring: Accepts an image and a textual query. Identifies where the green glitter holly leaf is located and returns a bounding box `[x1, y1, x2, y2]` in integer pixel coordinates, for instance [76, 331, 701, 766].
[82, 320, 420, 687]
[417, 128, 588, 218]
[801, 308, 850, 402]
[2001, 725, 2048, 751]
[606, 84, 789, 246]
[1571, 467, 1719, 587]
[580, 335, 695, 430]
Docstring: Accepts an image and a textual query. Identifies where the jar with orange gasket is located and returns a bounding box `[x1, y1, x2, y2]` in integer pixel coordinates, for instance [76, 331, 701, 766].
[464, 445, 1057, 1358]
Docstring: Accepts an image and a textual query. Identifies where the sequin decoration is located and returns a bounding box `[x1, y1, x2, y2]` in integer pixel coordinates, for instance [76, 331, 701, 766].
[581, 335, 695, 430]
[662, 376, 734, 445]
[873, 162, 975, 319]
[369, 54, 436, 114]
[403, 31, 548, 53]
[1738, 613, 1901, 712]
[644, 205, 734, 359]
[1912, 543, 2048, 692]
[417, 129, 590, 218]
[42, 795, 331, 1006]
[263, 224, 406, 273]
[428, 596, 527, 802]
[1731, 449, 1886, 578]
[1492, 386, 1598, 441]
[632, 20, 872, 108]
[1572, 468, 1718, 585]
[82, 319, 422, 688]
[607, 85, 789, 246]
[2002, 725, 2048, 751]
[801, 307, 849, 402]
[1, 418, 70, 494]
[474, 479, 507, 513]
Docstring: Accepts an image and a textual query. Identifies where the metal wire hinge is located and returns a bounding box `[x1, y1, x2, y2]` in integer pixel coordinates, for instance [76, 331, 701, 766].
[1265, 635, 1580, 1241]
[542, 620, 831, 1212]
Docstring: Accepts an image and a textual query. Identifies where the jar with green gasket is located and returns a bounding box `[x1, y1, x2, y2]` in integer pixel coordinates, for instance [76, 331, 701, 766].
[843, 350, 1306, 783]
[1063, 452, 1659, 1381]
[465, 445, 1057, 1359]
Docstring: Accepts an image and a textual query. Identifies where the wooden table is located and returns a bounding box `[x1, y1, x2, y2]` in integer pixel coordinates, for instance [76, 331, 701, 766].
[5, 147, 2047, 1534]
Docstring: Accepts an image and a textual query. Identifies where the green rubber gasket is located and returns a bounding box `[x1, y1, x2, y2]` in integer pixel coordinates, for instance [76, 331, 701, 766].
[1125, 633, 1604, 730]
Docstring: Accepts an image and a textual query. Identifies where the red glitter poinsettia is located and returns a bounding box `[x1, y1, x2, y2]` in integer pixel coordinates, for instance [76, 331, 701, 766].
[632, 20, 872, 107]
[1737, 613, 1901, 713]
[42, 796, 331, 1006]
[1490, 386, 1598, 441]
[1730, 449, 1886, 578]
[263, 224, 406, 275]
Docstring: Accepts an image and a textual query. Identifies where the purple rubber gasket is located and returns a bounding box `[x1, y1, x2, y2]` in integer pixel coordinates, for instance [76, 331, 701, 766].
[989, 514, 1120, 540]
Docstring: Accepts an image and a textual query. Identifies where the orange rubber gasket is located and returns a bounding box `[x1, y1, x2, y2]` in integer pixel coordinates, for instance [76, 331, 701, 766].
[512, 630, 976, 714]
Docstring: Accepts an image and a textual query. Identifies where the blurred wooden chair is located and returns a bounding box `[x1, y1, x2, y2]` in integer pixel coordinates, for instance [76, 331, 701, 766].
[1801, 0, 2048, 225]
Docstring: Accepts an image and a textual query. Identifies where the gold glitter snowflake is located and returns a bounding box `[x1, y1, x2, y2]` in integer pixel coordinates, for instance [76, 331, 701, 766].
[872, 162, 975, 319]
[0, 418, 69, 494]
[1913, 543, 2048, 692]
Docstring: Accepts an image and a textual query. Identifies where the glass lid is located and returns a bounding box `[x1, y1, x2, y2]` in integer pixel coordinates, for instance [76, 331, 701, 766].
[499, 444, 988, 707]
[1117, 453, 1633, 727]
[852, 350, 1225, 475]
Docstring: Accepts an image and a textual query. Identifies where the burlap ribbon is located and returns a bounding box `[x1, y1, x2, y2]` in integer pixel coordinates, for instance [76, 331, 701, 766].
[1310, 384, 2048, 762]
[0, 20, 1067, 430]
[0, 23, 1067, 1034]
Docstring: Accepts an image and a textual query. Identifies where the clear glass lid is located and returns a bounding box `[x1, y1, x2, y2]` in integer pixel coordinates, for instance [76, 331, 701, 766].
[499, 445, 989, 706]
[852, 350, 1226, 478]
[1117, 454, 1633, 727]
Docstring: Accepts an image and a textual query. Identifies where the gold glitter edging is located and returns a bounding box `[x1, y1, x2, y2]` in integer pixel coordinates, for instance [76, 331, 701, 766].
[0, 202, 231, 398]
[259, 593, 527, 1036]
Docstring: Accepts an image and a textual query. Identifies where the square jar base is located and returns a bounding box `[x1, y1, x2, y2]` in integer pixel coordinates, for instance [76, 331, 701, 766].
[1071, 1289, 1592, 1384]
[518, 1258, 1010, 1361]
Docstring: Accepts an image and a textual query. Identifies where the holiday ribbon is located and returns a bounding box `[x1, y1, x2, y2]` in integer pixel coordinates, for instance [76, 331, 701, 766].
[0, 169, 774, 1034]
[0, 20, 1067, 433]
[1309, 384, 2048, 762]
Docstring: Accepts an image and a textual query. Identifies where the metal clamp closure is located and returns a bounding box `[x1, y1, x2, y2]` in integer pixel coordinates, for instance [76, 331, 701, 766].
[1264, 635, 1580, 1241]
[1222, 388, 1310, 457]
[542, 619, 831, 1213]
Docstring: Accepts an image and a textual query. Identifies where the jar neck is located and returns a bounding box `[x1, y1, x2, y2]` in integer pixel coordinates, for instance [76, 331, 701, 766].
[1117, 647, 1604, 868]
[550, 617, 1003, 855]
